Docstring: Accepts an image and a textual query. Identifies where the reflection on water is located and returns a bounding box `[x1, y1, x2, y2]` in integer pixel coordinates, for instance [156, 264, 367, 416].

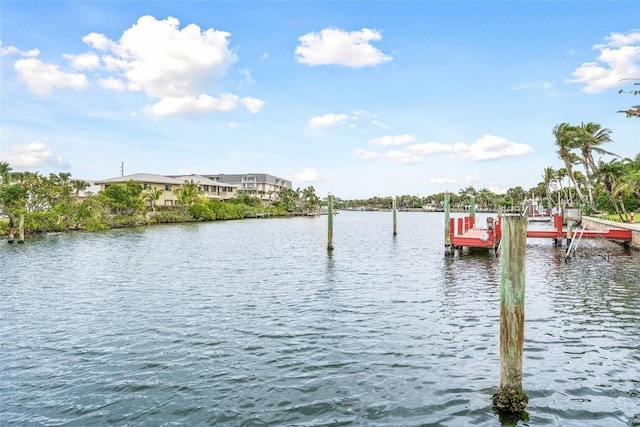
[1, 212, 639, 426]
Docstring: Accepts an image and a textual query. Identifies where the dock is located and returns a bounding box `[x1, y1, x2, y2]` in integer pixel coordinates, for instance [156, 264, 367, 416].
[449, 215, 501, 251]
[447, 213, 633, 253]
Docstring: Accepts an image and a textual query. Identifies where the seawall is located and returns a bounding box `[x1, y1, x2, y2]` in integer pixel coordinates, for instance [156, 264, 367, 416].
[582, 216, 640, 250]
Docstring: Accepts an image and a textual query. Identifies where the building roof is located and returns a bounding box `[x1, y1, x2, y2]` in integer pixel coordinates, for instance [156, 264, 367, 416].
[173, 174, 239, 188]
[97, 173, 183, 185]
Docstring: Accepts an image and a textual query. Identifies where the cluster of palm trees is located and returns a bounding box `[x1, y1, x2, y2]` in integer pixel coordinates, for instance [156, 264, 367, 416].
[545, 122, 639, 219]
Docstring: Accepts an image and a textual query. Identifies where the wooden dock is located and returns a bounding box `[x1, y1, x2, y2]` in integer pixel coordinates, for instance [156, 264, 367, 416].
[449, 215, 500, 251]
[448, 213, 632, 252]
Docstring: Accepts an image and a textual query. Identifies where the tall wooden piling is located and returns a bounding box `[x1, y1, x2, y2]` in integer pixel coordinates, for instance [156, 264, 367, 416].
[392, 196, 397, 236]
[18, 214, 25, 244]
[7, 215, 15, 243]
[327, 194, 334, 251]
[444, 192, 451, 254]
[492, 214, 529, 414]
[470, 195, 476, 224]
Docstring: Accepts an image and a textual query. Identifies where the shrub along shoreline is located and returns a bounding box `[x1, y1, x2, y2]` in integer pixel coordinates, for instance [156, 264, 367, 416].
[0, 199, 291, 237]
[0, 168, 322, 238]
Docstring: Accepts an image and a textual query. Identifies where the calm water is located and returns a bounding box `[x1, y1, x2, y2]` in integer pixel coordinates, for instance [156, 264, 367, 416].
[1, 211, 639, 426]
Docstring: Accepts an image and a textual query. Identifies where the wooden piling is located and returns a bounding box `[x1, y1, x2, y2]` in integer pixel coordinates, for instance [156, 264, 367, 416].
[492, 214, 529, 414]
[18, 214, 25, 244]
[392, 196, 397, 236]
[566, 221, 573, 249]
[470, 195, 476, 224]
[327, 194, 334, 251]
[444, 193, 451, 254]
[7, 215, 15, 243]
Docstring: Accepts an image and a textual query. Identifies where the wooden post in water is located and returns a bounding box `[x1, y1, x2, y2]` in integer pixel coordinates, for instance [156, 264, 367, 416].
[392, 196, 397, 236]
[7, 215, 15, 243]
[492, 214, 529, 414]
[444, 192, 451, 254]
[18, 214, 25, 244]
[470, 195, 476, 225]
[327, 194, 334, 252]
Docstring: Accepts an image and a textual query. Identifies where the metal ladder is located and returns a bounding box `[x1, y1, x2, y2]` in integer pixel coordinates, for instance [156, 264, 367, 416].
[565, 224, 586, 261]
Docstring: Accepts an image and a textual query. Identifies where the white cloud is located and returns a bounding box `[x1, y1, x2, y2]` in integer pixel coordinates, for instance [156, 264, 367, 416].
[429, 177, 459, 185]
[14, 58, 89, 95]
[452, 135, 533, 161]
[77, 15, 264, 117]
[568, 31, 640, 93]
[308, 113, 349, 129]
[358, 134, 531, 165]
[99, 77, 126, 91]
[408, 135, 532, 161]
[371, 119, 391, 130]
[295, 27, 392, 68]
[386, 150, 422, 165]
[429, 176, 478, 185]
[94, 16, 237, 98]
[292, 168, 320, 182]
[0, 40, 39, 57]
[407, 141, 455, 155]
[146, 93, 262, 117]
[595, 31, 640, 49]
[64, 52, 100, 70]
[354, 148, 381, 160]
[370, 134, 415, 146]
[0, 141, 67, 168]
[82, 32, 115, 51]
[241, 97, 265, 113]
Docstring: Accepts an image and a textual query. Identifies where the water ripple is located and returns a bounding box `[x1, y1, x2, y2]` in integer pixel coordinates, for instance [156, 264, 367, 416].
[1, 212, 639, 426]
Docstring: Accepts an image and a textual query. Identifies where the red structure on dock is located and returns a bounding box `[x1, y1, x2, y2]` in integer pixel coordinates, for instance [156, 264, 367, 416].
[449, 215, 501, 251]
[448, 214, 632, 252]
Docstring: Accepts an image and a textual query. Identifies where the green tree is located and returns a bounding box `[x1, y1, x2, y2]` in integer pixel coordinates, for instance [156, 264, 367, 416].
[575, 122, 615, 210]
[71, 179, 89, 197]
[175, 179, 202, 208]
[273, 187, 299, 212]
[477, 188, 497, 211]
[505, 186, 525, 209]
[541, 166, 555, 210]
[596, 159, 627, 219]
[300, 186, 320, 213]
[553, 123, 589, 207]
[143, 187, 164, 213]
[98, 181, 144, 215]
[0, 162, 11, 183]
[458, 185, 477, 199]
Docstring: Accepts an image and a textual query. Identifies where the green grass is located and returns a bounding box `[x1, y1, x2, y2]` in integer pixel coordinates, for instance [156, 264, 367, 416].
[597, 213, 639, 223]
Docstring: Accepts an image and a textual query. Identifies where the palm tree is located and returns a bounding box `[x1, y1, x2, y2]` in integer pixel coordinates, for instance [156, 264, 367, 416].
[576, 122, 615, 209]
[143, 187, 164, 213]
[71, 179, 89, 198]
[621, 154, 640, 209]
[596, 159, 626, 219]
[175, 179, 202, 207]
[554, 167, 568, 204]
[0, 162, 11, 183]
[553, 123, 589, 207]
[542, 166, 555, 212]
[477, 187, 496, 211]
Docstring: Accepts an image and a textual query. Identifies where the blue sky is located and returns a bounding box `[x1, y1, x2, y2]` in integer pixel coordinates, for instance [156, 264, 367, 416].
[1, 1, 639, 199]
